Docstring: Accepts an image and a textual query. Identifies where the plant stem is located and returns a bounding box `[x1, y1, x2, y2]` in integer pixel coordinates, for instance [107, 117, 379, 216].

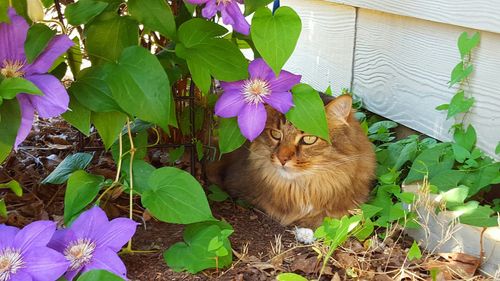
[125, 118, 136, 251]
[115, 130, 124, 183]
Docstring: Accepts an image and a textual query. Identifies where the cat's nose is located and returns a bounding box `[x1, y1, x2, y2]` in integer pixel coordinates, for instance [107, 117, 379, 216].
[277, 146, 295, 166]
[277, 154, 292, 166]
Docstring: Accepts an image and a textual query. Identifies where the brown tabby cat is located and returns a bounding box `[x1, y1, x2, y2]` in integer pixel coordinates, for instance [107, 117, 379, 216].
[208, 94, 376, 228]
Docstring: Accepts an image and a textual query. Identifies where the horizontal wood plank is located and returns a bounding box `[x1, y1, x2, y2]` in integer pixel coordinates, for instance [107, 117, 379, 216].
[325, 0, 500, 33]
[352, 9, 500, 159]
[282, 0, 356, 95]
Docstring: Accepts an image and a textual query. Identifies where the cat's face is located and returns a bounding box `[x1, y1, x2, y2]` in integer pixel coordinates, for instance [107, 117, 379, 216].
[249, 95, 358, 179]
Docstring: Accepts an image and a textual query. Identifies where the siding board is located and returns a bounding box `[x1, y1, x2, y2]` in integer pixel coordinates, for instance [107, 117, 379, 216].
[326, 0, 500, 33]
[281, 0, 356, 95]
[353, 9, 500, 159]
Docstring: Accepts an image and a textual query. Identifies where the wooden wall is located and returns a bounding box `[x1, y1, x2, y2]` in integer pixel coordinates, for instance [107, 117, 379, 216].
[282, 0, 500, 159]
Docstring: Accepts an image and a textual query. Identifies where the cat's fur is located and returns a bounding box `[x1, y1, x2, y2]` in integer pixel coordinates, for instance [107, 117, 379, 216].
[207, 95, 376, 228]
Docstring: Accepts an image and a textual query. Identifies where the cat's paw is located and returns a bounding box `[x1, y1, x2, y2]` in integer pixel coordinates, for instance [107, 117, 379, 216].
[294, 227, 316, 244]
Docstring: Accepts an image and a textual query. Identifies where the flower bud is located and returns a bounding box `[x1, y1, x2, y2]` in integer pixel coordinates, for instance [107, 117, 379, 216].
[27, 0, 45, 22]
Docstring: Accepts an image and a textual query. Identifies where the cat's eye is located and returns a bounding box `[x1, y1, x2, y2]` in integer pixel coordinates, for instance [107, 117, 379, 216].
[270, 129, 282, 140]
[301, 135, 318, 145]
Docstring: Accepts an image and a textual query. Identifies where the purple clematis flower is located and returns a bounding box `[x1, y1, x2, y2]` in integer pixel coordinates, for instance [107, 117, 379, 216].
[0, 8, 73, 148]
[215, 58, 301, 141]
[0, 221, 69, 281]
[48, 206, 137, 281]
[186, 0, 250, 35]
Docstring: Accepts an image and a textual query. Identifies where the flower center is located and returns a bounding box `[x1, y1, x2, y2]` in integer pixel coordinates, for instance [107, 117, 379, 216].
[64, 238, 97, 271]
[216, 0, 232, 4]
[242, 79, 271, 105]
[0, 248, 24, 281]
[0, 60, 26, 78]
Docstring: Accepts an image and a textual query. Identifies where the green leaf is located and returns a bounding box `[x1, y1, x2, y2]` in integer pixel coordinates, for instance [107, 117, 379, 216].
[176, 19, 248, 93]
[121, 160, 155, 195]
[77, 270, 124, 281]
[463, 163, 500, 197]
[168, 146, 185, 164]
[360, 204, 383, 219]
[429, 169, 465, 191]
[495, 141, 500, 155]
[106, 46, 174, 131]
[453, 125, 476, 151]
[142, 167, 214, 224]
[324, 85, 333, 96]
[196, 140, 204, 161]
[164, 221, 233, 273]
[42, 153, 94, 184]
[91, 111, 127, 150]
[0, 180, 22, 196]
[0, 0, 8, 23]
[286, 84, 330, 142]
[436, 186, 468, 205]
[458, 32, 480, 59]
[0, 77, 43, 99]
[353, 218, 374, 241]
[85, 14, 138, 65]
[244, 0, 274, 16]
[276, 273, 308, 281]
[111, 130, 148, 163]
[62, 95, 91, 136]
[449, 63, 473, 87]
[251, 6, 301, 75]
[67, 37, 83, 77]
[218, 117, 246, 154]
[207, 184, 229, 202]
[64, 170, 104, 224]
[0, 198, 6, 218]
[446, 91, 474, 119]
[71, 65, 122, 113]
[12, 0, 29, 25]
[452, 143, 470, 163]
[407, 241, 422, 261]
[435, 103, 449, 111]
[24, 23, 56, 63]
[0, 99, 21, 164]
[459, 205, 498, 227]
[65, 0, 108, 25]
[405, 143, 454, 184]
[128, 0, 176, 39]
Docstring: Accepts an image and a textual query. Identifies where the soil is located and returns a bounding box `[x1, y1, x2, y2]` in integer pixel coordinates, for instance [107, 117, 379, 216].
[0, 118, 495, 281]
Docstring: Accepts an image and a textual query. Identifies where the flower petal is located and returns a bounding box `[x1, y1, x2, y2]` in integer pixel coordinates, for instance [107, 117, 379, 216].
[94, 218, 137, 252]
[263, 91, 294, 114]
[0, 224, 19, 248]
[25, 74, 69, 118]
[248, 58, 274, 81]
[201, 0, 218, 19]
[215, 91, 245, 118]
[222, 2, 250, 35]
[23, 247, 69, 281]
[10, 270, 33, 281]
[0, 8, 29, 62]
[220, 80, 244, 92]
[69, 206, 109, 240]
[268, 71, 301, 93]
[63, 270, 79, 281]
[185, 0, 210, 4]
[13, 221, 56, 253]
[82, 248, 127, 279]
[25, 35, 73, 75]
[48, 228, 75, 253]
[238, 103, 267, 141]
[14, 95, 35, 148]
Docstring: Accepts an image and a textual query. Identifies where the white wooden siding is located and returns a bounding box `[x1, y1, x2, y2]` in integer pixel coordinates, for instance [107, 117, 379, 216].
[283, 1, 500, 159]
[326, 0, 500, 34]
[282, 0, 356, 95]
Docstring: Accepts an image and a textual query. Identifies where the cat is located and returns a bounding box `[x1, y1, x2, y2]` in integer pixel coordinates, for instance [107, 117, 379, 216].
[207, 94, 376, 228]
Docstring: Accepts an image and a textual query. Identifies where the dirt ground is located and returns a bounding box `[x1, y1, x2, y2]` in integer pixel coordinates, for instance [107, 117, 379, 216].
[0, 118, 495, 281]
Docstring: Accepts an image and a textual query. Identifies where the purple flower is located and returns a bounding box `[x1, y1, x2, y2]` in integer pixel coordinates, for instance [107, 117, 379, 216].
[215, 58, 301, 141]
[186, 0, 250, 35]
[0, 8, 73, 148]
[48, 206, 137, 281]
[0, 221, 69, 281]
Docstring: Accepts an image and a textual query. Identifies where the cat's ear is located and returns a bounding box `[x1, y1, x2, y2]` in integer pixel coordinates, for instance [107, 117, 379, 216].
[325, 95, 352, 124]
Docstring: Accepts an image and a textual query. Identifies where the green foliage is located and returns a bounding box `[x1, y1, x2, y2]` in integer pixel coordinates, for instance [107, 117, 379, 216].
[218, 117, 246, 154]
[407, 241, 422, 261]
[41, 153, 94, 185]
[457, 32, 480, 60]
[0, 180, 23, 196]
[128, 0, 176, 39]
[0, 199, 6, 218]
[62, 96, 91, 136]
[286, 84, 330, 142]
[207, 185, 230, 202]
[64, 170, 104, 224]
[439, 91, 474, 119]
[164, 221, 233, 273]
[0, 77, 42, 99]
[91, 111, 127, 150]
[24, 23, 56, 63]
[251, 6, 301, 75]
[64, 0, 108, 25]
[176, 19, 248, 93]
[276, 273, 308, 281]
[0, 99, 21, 163]
[77, 270, 124, 281]
[0, 0, 8, 23]
[141, 167, 214, 224]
